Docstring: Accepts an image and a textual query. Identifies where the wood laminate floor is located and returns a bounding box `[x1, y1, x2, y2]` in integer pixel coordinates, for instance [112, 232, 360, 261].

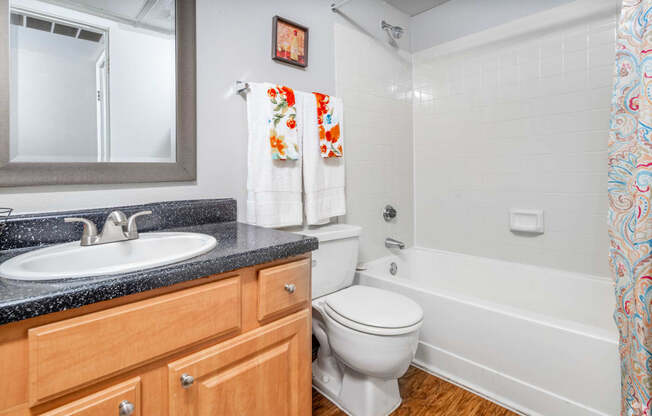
[312, 366, 518, 416]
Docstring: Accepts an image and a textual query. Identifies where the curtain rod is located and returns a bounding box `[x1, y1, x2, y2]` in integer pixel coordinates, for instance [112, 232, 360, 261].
[331, 0, 353, 12]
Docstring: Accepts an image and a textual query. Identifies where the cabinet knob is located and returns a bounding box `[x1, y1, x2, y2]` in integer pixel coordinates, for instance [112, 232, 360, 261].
[284, 283, 296, 294]
[180, 373, 195, 389]
[118, 400, 135, 416]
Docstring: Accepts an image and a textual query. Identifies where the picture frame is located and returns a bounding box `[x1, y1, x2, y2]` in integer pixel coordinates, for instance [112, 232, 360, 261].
[272, 15, 308, 68]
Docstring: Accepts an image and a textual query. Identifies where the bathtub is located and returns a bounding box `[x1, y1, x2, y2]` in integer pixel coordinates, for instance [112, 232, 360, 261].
[356, 247, 619, 416]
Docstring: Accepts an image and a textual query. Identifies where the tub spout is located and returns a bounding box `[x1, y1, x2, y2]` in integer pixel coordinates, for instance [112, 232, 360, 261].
[385, 238, 405, 249]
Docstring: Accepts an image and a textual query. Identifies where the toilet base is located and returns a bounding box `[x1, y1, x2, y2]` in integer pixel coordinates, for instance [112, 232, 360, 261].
[313, 361, 402, 416]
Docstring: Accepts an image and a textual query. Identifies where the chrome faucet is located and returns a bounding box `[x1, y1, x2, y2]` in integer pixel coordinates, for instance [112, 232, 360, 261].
[385, 238, 405, 249]
[65, 210, 152, 246]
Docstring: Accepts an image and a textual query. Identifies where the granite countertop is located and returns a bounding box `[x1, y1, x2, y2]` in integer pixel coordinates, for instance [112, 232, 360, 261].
[0, 200, 318, 325]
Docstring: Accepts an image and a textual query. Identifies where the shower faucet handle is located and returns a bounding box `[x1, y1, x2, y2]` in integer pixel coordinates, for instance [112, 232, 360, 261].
[383, 205, 397, 222]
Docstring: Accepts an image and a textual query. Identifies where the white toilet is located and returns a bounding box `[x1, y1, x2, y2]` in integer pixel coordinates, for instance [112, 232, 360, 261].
[300, 224, 423, 416]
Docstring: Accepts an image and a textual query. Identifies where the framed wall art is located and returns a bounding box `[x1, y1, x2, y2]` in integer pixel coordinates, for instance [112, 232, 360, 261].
[272, 16, 308, 68]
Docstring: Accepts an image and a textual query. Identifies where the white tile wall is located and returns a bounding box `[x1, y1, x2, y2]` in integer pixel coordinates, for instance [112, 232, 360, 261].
[413, 12, 616, 277]
[334, 22, 414, 263]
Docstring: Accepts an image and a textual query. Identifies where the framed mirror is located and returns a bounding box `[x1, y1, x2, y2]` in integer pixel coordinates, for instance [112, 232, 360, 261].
[0, 0, 195, 186]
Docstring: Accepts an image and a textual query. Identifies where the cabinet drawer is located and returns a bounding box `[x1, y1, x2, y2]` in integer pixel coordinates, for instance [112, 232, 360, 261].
[40, 378, 141, 416]
[257, 259, 310, 321]
[29, 277, 241, 404]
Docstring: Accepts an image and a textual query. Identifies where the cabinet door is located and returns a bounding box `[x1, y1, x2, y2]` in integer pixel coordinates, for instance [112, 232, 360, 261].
[168, 310, 311, 416]
[29, 277, 241, 404]
[39, 378, 140, 416]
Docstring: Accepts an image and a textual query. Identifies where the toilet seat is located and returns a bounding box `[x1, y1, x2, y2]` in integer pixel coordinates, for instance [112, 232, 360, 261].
[324, 286, 423, 336]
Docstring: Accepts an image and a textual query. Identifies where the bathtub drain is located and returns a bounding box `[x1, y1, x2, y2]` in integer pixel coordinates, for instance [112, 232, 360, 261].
[389, 262, 398, 275]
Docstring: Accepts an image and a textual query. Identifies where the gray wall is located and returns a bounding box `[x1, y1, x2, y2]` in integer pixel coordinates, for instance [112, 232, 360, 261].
[1, 0, 337, 215]
[410, 0, 575, 51]
[2, 0, 416, 222]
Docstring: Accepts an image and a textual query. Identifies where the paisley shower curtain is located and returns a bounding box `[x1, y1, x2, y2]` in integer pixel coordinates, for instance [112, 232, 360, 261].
[610, 1, 652, 415]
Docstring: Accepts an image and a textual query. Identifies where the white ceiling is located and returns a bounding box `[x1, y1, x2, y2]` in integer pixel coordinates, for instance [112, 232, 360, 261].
[38, 0, 175, 32]
[386, 0, 451, 17]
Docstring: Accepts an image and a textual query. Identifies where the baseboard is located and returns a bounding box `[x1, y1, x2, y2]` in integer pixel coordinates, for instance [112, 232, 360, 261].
[410, 361, 530, 416]
[413, 341, 613, 416]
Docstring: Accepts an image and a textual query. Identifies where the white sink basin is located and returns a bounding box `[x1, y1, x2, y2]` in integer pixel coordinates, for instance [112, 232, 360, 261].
[0, 232, 217, 281]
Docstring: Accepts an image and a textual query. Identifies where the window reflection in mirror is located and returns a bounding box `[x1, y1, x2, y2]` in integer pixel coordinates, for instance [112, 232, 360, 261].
[8, 0, 176, 163]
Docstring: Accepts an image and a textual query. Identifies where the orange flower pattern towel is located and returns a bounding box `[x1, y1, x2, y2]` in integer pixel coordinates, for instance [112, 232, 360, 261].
[314, 92, 343, 158]
[267, 85, 299, 160]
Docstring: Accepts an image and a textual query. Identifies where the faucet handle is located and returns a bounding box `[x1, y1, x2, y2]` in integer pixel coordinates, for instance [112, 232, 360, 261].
[126, 210, 152, 238]
[64, 217, 98, 246]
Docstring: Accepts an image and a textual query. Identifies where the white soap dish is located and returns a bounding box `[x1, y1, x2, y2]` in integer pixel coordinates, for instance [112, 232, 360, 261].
[509, 209, 544, 234]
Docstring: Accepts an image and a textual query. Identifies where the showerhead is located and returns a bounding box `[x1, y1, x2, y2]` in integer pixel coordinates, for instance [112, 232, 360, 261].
[381, 20, 404, 39]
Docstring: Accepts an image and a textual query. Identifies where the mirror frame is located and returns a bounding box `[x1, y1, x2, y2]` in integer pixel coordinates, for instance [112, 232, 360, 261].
[0, 0, 196, 186]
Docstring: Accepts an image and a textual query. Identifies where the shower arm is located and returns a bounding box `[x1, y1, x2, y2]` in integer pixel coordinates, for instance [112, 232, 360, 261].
[381, 20, 404, 39]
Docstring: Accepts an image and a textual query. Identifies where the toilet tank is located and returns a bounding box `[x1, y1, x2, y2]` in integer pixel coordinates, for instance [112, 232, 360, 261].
[298, 224, 362, 299]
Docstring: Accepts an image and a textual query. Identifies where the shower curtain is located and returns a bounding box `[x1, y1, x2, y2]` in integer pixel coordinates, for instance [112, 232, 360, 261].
[610, 1, 652, 415]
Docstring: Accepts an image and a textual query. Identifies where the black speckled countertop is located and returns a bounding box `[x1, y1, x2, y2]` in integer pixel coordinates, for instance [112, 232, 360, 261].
[0, 199, 318, 325]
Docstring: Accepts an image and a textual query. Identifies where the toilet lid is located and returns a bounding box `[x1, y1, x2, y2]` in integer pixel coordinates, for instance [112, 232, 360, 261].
[325, 286, 423, 330]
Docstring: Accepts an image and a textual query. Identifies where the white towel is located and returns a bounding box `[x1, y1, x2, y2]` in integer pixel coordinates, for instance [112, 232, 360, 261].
[246, 83, 303, 227]
[302, 92, 346, 225]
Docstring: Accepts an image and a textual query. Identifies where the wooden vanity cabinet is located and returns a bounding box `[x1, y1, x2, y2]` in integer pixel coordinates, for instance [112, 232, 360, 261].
[0, 254, 312, 416]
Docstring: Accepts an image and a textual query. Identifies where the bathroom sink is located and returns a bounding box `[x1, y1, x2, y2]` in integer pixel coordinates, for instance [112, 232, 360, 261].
[0, 232, 217, 281]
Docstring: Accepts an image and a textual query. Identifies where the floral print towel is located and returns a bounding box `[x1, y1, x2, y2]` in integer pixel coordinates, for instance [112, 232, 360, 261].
[314, 92, 343, 158]
[267, 85, 299, 160]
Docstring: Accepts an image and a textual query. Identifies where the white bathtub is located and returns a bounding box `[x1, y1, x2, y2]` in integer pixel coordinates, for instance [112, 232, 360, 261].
[356, 247, 620, 416]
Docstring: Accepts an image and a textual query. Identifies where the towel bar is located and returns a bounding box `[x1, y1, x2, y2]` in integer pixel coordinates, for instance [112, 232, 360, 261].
[236, 81, 250, 94]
